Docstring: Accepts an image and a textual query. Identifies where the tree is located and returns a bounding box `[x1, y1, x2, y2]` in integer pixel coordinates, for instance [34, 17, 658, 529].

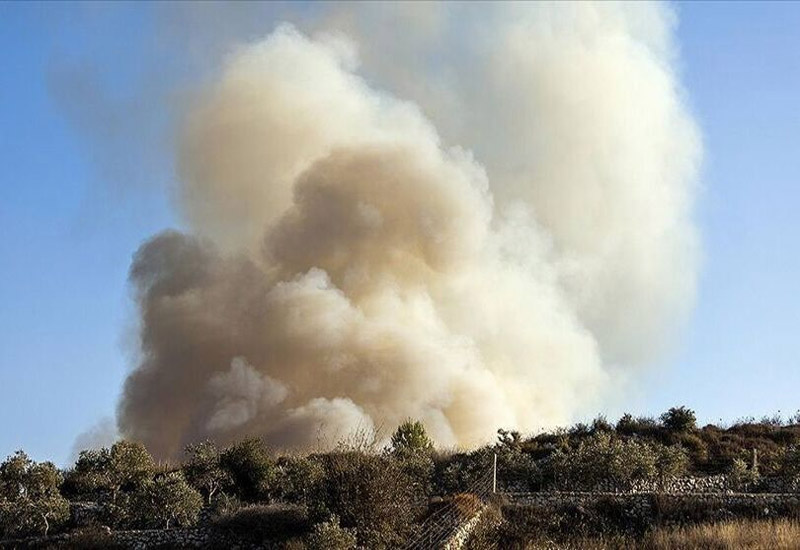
[274, 455, 326, 504]
[660, 406, 697, 433]
[590, 416, 614, 434]
[130, 472, 203, 529]
[314, 452, 418, 548]
[0, 451, 69, 537]
[390, 420, 434, 456]
[780, 446, 800, 480]
[220, 438, 276, 501]
[69, 448, 113, 497]
[496, 429, 522, 451]
[109, 440, 155, 494]
[728, 457, 759, 490]
[67, 441, 154, 504]
[655, 444, 689, 488]
[184, 440, 231, 505]
[560, 433, 657, 490]
[0, 450, 31, 499]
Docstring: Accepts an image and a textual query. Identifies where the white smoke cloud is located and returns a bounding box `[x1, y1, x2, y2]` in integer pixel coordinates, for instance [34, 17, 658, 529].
[70, 417, 119, 462]
[117, 3, 701, 458]
[206, 357, 289, 431]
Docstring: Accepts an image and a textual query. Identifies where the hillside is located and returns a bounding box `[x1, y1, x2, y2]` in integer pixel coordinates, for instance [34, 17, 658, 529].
[2, 410, 800, 548]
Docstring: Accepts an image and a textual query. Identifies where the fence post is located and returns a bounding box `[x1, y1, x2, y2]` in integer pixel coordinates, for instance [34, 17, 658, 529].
[752, 448, 758, 473]
[493, 452, 497, 494]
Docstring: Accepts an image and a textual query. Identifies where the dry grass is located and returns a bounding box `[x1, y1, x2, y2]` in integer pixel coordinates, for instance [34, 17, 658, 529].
[643, 519, 800, 550]
[521, 520, 800, 550]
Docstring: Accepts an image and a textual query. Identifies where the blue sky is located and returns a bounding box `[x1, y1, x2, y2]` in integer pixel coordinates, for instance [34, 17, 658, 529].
[1, 2, 800, 464]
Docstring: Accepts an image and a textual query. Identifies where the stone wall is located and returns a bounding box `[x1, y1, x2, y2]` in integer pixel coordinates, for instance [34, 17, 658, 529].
[592, 474, 730, 494]
[443, 506, 487, 550]
[0, 526, 291, 549]
[111, 528, 210, 549]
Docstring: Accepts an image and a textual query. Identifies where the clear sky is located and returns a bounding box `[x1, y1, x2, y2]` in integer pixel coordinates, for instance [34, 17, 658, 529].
[1, 2, 800, 464]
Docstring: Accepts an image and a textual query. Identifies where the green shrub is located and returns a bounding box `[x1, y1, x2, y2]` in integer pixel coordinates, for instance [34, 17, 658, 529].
[780, 446, 800, 481]
[305, 515, 357, 550]
[274, 455, 326, 504]
[314, 452, 419, 548]
[655, 444, 690, 485]
[559, 432, 657, 490]
[220, 438, 277, 502]
[390, 420, 434, 456]
[661, 406, 697, 433]
[591, 416, 614, 434]
[728, 457, 760, 490]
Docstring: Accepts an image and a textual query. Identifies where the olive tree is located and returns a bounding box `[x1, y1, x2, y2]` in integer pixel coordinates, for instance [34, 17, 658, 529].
[183, 440, 231, 504]
[0, 451, 69, 537]
[130, 472, 203, 529]
[220, 438, 277, 501]
[561, 432, 657, 490]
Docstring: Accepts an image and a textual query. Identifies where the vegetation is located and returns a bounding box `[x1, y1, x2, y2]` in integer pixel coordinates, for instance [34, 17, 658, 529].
[467, 500, 800, 549]
[219, 438, 277, 502]
[129, 471, 203, 529]
[183, 440, 231, 505]
[0, 451, 69, 537]
[468, 519, 800, 549]
[3, 406, 800, 547]
[644, 519, 800, 550]
[305, 515, 357, 550]
[390, 419, 434, 456]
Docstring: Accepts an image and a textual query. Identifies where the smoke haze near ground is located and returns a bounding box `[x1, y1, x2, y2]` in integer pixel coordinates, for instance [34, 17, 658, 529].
[115, 3, 701, 459]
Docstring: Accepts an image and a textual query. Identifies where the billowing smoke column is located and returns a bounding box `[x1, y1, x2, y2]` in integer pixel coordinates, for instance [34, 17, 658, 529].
[118, 3, 701, 459]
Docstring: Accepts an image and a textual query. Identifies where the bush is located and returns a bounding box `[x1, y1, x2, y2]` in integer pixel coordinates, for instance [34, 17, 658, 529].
[452, 493, 483, 520]
[212, 503, 310, 542]
[591, 416, 614, 434]
[655, 444, 690, 485]
[314, 452, 419, 548]
[661, 406, 697, 433]
[434, 447, 494, 495]
[559, 432, 657, 490]
[395, 451, 435, 500]
[220, 438, 277, 502]
[616, 414, 659, 437]
[728, 457, 760, 490]
[305, 515, 357, 550]
[780, 446, 800, 481]
[66, 526, 122, 549]
[497, 499, 651, 545]
[274, 455, 326, 504]
[207, 492, 242, 519]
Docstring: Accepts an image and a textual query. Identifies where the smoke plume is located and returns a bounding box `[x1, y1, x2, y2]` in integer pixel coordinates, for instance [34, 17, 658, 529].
[118, 3, 700, 459]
